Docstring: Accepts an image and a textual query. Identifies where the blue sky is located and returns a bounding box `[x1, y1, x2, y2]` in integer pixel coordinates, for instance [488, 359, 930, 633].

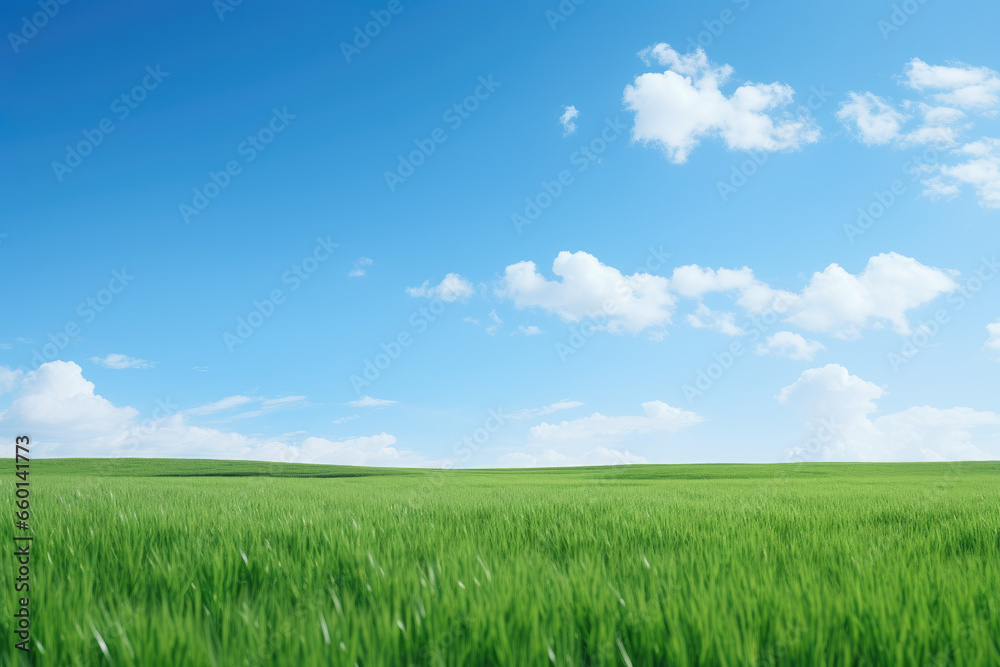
[2, 0, 999, 466]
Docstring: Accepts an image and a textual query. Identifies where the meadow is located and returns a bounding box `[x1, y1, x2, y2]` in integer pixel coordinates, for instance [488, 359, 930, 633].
[2, 459, 999, 666]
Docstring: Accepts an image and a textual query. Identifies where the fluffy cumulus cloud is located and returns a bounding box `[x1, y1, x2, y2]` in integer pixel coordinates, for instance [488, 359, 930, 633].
[492, 251, 957, 340]
[2, 361, 138, 439]
[406, 273, 475, 302]
[686, 303, 742, 336]
[0, 367, 23, 394]
[924, 138, 1000, 209]
[669, 264, 787, 313]
[499, 251, 674, 334]
[779, 364, 1000, 461]
[559, 105, 579, 136]
[0, 361, 421, 465]
[91, 353, 156, 370]
[674, 253, 957, 338]
[836, 92, 909, 145]
[623, 44, 820, 163]
[838, 58, 1000, 208]
[500, 401, 703, 467]
[756, 331, 825, 361]
[903, 58, 1000, 111]
[781, 252, 958, 337]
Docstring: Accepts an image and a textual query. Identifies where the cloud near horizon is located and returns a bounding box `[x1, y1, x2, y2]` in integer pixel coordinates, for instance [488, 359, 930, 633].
[0, 361, 423, 465]
[779, 364, 1000, 461]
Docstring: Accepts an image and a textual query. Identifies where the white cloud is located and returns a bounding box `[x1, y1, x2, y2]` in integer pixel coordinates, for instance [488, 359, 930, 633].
[624, 44, 820, 164]
[406, 273, 475, 302]
[836, 92, 908, 145]
[0, 361, 138, 438]
[0, 361, 420, 465]
[986, 320, 1000, 357]
[443, 252, 959, 341]
[674, 253, 957, 338]
[838, 58, 1000, 208]
[486, 309, 503, 336]
[245, 433, 421, 467]
[924, 138, 1000, 209]
[332, 414, 360, 424]
[509, 399, 584, 420]
[499, 251, 674, 334]
[686, 303, 742, 336]
[529, 401, 703, 443]
[559, 105, 579, 136]
[228, 395, 308, 420]
[899, 103, 965, 147]
[0, 367, 22, 394]
[669, 264, 786, 313]
[502, 400, 702, 467]
[90, 353, 156, 370]
[903, 58, 1000, 112]
[782, 252, 958, 337]
[345, 395, 397, 408]
[779, 364, 1000, 461]
[183, 395, 255, 416]
[517, 325, 542, 336]
[348, 256, 373, 278]
[756, 331, 825, 361]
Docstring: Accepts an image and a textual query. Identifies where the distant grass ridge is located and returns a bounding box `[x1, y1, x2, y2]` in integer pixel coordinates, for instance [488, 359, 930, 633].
[2, 459, 998, 665]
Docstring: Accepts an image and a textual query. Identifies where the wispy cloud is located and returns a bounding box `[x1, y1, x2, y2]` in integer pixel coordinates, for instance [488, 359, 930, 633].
[349, 256, 373, 277]
[91, 353, 156, 370]
[559, 105, 579, 136]
[509, 399, 584, 420]
[346, 395, 398, 408]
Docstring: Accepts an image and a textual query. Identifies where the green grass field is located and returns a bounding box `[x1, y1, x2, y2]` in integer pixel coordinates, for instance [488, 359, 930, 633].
[2, 459, 999, 666]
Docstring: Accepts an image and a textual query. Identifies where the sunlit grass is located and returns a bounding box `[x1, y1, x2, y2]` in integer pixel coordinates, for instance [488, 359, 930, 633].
[2, 459, 998, 665]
